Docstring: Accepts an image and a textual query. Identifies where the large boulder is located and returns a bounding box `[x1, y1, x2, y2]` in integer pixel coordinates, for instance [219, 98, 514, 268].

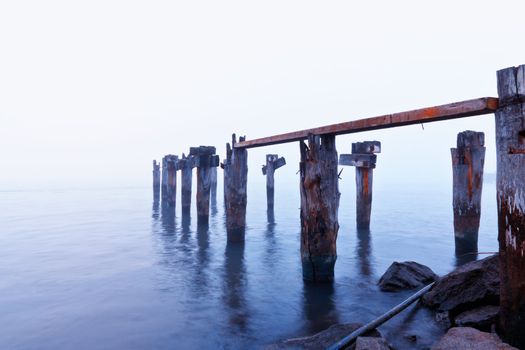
[431, 327, 517, 350]
[265, 323, 382, 350]
[355, 336, 392, 350]
[454, 305, 499, 331]
[422, 254, 499, 313]
[378, 261, 438, 292]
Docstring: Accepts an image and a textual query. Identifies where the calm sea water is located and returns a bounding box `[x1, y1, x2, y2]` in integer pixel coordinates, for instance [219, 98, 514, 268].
[0, 178, 498, 350]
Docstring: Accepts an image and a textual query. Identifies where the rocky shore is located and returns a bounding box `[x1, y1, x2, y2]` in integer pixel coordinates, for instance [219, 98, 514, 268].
[267, 254, 518, 350]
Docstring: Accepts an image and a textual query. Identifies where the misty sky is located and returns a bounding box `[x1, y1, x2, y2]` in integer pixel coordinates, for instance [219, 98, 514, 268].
[1, 1, 525, 190]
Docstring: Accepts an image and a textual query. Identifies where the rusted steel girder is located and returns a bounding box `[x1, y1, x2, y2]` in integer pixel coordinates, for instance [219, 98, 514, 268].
[234, 98, 498, 149]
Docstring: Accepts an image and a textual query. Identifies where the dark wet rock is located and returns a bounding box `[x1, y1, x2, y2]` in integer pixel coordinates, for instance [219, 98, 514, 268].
[454, 305, 499, 331]
[422, 254, 499, 313]
[355, 336, 392, 350]
[265, 323, 382, 350]
[435, 311, 452, 329]
[378, 261, 438, 292]
[431, 327, 517, 350]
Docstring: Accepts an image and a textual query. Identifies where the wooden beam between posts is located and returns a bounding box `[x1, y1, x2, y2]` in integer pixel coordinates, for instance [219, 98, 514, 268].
[300, 134, 340, 282]
[234, 98, 498, 149]
[451, 131, 485, 255]
[496, 64, 525, 349]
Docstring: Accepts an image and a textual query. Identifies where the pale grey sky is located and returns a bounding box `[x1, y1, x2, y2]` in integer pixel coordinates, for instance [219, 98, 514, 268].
[1, 0, 524, 189]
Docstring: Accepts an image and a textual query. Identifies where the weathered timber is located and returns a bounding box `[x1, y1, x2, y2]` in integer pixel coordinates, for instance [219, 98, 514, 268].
[496, 65, 525, 349]
[261, 154, 286, 211]
[300, 134, 340, 282]
[179, 153, 195, 215]
[190, 146, 219, 224]
[210, 166, 217, 201]
[166, 155, 179, 208]
[161, 156, 169, 201]
[223, 134, 248, 242]
[339, 141, 380, 230]
[451, 131, 485, 255]
[153, 160, 161, 198]
[234, 98, 498, 149]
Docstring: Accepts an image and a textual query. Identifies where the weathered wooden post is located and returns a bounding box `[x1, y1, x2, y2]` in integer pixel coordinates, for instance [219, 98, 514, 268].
[166, 155, 179, 208]
[496, 65, 525, 348]
[451, 131, 485, 255]
[300, 134, 340, 282]
[153, 160, 161, 198]
[190, 146, 219, 224]
[161, 156, 168, 202]
[210, 166, 217, 201]
[179, 153, 195, 216]
[223, 134, 248, 242]
[339, 141, 380, 230]
[262, 154, 286, 211]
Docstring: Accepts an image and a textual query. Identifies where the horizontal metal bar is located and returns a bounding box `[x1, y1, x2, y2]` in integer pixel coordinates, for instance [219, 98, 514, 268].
[234, 97, 498, 149]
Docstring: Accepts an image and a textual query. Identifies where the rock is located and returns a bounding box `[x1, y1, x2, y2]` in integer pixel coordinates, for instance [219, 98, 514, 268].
[355, 336, 391, 350]
[265, 323, 381, 350]
[454, 305, 499, 331]
[422, 254, 499, 313]
[378, 261, 438, 292]
[431, 327, 518, 350]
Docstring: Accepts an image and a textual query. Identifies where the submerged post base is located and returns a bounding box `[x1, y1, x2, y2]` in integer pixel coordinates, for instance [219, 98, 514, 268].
[302, 255, 337, 282]
[227, 227, 246, 243]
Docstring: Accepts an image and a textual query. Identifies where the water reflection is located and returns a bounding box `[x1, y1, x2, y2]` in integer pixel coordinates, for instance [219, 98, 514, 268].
[160, 201, 176, 235]
[152, 198, 160, 220]
[223, 242, 249, 333]
[356, 228, 373, 277]
[302, 282, 339, 334]
[192, 222, 211, 297]
[264, 211, 277, 269]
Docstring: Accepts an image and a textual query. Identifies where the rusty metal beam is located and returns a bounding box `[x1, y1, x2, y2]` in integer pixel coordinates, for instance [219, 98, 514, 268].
[234, 97, 498, 149]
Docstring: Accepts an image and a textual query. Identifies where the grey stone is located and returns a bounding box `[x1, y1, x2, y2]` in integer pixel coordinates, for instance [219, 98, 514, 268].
[431, 327, 517, 350]
[454, 305, 499, 331]
[378, 261, 438, 292]
[422, 254, 499, 312]
[265, 323, 381, 350]
[355, 336, 391, 350]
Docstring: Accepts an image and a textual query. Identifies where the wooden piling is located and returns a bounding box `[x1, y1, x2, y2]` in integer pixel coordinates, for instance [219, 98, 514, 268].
[179, 153, 195, 215]
[451, 131, 485, 255]
[496, 64, 525, 349]
[190, 146, 219, 224]
[161, 156, 168, 201]
[339, 141, 380, 230]
[166, 155, 179, 208]
[223, 134, 248, 242]
[153, 160, 161, 198]
[210, 166, 218, 201]
[262, 154, 286, 211]
[300, 134, 340, 282]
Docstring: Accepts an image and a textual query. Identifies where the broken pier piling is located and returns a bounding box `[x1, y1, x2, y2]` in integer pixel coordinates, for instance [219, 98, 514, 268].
[190, 146, 219, 224]
[262, 154, 286, 211]
[451, 131, 485, 255]
[153, 160, 160, 198]
[179, 153, 195, 215]
[165, 155, 179, 208]
[299, 134, 340, 282]
[496, 64, 525, 349]
[339, 141, 380, 230]
[223, 134, 248, 242]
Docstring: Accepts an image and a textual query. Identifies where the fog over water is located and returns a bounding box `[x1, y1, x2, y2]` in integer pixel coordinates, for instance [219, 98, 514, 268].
[2, 1, 525, 190]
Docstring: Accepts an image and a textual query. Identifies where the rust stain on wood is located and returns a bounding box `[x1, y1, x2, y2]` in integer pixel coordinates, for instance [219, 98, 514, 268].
[234, 97, 498, 149]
